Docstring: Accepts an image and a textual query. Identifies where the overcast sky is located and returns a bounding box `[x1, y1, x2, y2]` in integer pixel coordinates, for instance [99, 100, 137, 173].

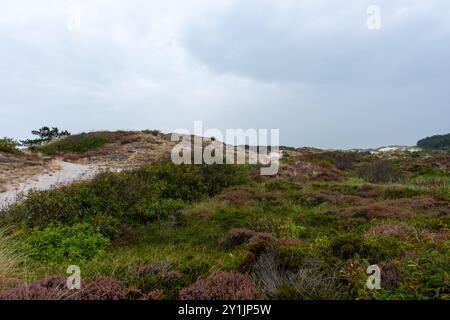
[1, 0, 449, 149]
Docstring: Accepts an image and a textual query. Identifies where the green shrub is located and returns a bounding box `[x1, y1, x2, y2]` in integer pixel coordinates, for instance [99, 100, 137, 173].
[0, 137, 19, 154]
[3, 182, 102, 228]
[328, 234, 394, 263]
[1, 162, 251, 231]
[142, 130, 161, 136]
[36, 132, 109, 155]
[274, 222, 306, 239]
[24, 223, 110, 263]
[85, 215, 122, 240]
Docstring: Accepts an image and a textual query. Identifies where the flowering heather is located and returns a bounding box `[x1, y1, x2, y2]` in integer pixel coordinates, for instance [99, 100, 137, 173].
[0, 276, 70, 300]
[342, 203, 413, 220]
[179, 272, 262, 300]
[75, 277, 129, 300]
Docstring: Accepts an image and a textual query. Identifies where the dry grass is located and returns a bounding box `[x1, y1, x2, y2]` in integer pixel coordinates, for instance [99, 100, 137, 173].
[0, 228, 23, 290]
[253, 251, 344, 299]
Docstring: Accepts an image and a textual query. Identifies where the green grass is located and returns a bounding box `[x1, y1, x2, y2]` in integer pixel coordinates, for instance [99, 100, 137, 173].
[406, 174, 450, 188]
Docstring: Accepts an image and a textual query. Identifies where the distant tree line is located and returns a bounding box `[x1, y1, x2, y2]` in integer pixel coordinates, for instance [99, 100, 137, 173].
[417, 133, 450, 150]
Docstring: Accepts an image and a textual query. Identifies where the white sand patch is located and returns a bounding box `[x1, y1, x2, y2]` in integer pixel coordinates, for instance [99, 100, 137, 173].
[0, 161, 99, 208]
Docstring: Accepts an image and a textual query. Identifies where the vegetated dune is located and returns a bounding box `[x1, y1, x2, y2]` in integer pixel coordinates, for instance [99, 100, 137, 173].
[0, 130, 269, 207]
[0, 131, 448, 300]
[0, 131, 175, 206]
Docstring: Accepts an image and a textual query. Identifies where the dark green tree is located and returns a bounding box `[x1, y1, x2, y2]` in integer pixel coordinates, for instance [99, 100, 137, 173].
[417, 133, 450, 150]
[21, 126, 71, 148]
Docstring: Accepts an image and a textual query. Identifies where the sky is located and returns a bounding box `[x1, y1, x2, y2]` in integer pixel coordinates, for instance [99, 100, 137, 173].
[0, 0, 449, 149]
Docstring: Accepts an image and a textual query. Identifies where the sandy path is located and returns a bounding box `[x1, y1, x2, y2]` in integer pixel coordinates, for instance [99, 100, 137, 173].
[0, 161, 99, 208]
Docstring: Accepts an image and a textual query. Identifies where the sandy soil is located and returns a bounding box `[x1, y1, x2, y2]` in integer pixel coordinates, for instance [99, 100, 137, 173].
[0, 161, 99, 208]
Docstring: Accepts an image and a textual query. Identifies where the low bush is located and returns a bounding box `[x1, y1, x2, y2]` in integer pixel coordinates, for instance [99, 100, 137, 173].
[222, 228, 275, 248]
[328, 234, 395, 262]
[85, 214, 122, 240]
[1, 162, 252, 232]
[24, 223, 110, 263]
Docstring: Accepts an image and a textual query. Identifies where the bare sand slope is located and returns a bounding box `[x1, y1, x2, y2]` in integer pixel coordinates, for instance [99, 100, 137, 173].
[0, 161, 99, 208]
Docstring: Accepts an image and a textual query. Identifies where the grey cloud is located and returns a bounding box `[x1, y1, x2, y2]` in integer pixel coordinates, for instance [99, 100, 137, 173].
[0, 0, 449, 149]
[183, 0, 450, 85]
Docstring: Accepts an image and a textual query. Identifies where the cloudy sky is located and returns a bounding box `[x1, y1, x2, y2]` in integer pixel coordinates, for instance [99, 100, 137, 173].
[1, 0, 449, 149]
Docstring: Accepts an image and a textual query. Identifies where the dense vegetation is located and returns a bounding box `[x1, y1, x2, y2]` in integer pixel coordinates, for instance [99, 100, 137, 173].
[417, 133, 450, 150]
[0, 141, 448, 300]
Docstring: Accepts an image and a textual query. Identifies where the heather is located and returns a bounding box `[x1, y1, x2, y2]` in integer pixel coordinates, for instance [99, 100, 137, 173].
[0, 145, 448, 300]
